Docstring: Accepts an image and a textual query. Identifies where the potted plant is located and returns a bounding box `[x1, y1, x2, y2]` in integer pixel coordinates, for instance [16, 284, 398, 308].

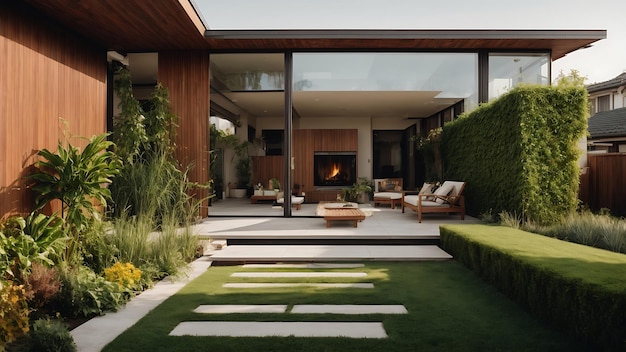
[214, 131, 251, 198]
[342, 177, 373, 204]
[270, 177, 281, 191]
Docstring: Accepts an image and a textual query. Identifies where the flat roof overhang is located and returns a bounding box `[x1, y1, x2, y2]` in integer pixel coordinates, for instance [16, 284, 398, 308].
[204, 29, 606, 60]
[20, 1, 605, 59]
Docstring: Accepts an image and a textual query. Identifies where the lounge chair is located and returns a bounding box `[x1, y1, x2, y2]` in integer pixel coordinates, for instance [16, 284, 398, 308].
[401, 181, 466, 223]
[373, 178, 403, 208]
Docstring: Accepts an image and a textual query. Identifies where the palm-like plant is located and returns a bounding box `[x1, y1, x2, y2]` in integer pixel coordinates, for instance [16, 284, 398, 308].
[28, 133, 121, 264]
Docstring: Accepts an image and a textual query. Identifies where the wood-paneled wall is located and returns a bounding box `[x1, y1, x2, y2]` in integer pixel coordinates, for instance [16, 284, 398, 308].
[0, 3, 107, 219]
[252, 129, 358, 200]
[251, 156, 284, 189]
[158, 51, 210, 217]
[580, 153, 626, 217]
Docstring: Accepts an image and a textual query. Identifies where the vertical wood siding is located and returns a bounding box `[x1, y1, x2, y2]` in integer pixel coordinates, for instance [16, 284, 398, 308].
[581, 153, 626, 217]
[158, 51, 210, 217]
[1, 4, 107, 219]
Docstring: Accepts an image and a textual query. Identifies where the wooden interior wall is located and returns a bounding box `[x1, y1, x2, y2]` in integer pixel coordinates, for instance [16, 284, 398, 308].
[251, 156, 284, 190]
[0, 3, 107, 219]
[158, 51, 210, 217]
[247, 129, 358, 201]
[581, 153, 626, 217]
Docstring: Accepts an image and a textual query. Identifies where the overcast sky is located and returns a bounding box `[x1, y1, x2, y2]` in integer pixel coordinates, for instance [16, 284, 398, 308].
[195, 0, 625, 84]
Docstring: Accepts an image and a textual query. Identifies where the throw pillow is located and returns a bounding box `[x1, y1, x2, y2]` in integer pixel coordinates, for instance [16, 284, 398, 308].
[419, 182, 435, 195]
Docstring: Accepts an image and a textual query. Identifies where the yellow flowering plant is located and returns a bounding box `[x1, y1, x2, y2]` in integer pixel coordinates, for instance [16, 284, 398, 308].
[0, 281, 30, 348]
[104, 262, 142, 290]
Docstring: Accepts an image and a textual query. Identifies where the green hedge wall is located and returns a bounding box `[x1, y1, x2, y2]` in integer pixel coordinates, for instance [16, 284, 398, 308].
[440, 224, 626, 351]
[441, 85, 587, 223]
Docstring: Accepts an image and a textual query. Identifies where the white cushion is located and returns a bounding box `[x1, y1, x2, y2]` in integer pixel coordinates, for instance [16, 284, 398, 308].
[277, 196, 304, 204]
[404, 195, 448, 207]
[373, 192, 402, 200]
[434, 182, 454, 204]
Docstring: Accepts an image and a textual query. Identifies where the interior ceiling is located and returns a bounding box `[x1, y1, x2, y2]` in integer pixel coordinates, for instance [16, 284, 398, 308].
[223, 91, 461, 119]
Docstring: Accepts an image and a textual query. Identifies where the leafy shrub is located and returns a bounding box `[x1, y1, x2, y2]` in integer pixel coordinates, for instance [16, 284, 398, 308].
[80, 219, 116, 274]
[0, 213, 66, 283]
[52, 266, 126, 318]
[104, 262, 142, 290]
[7, 318, 76, 352]
[0, 282, 30, 348]
[28, 133, 121, 265]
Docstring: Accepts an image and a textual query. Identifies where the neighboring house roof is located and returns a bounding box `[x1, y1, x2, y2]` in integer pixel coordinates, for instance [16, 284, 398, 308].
[588, 107, 626, 138]
[587, 72, 626, 93]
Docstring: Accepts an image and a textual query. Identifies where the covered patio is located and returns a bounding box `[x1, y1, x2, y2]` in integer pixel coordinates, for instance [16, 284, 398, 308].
[200, 197, 480, 246]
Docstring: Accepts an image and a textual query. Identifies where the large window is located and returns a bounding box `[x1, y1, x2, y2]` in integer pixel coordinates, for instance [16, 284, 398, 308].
[293, 52, 479, 114]
[488, 53, 549, 100]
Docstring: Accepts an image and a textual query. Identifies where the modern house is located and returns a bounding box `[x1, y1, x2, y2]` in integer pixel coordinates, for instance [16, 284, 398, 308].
[586, 73, 626, 152]
[0, 1, 606, 219]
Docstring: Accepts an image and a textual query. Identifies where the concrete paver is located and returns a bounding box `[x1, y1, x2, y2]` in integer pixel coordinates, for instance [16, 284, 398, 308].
[231, 271, 367, 278]
[243, 263, 365, 268]
[291, 304, 408, 314]
[223, 282, 375, 289]
[169, 321, 388, 338]
[194, 305, 287, 314]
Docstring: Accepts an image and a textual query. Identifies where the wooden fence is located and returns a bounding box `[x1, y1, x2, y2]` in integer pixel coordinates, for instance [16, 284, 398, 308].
[579, 153, 626, 217]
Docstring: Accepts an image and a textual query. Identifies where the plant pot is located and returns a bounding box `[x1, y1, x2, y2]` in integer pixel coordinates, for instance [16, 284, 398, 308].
[356, 192, 370, 204]
[230, 188, 247, 198]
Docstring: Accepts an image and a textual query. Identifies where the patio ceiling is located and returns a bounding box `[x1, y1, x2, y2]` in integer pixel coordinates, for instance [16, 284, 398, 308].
[23, 1, 605, 60]
[223, 91, 461, 119]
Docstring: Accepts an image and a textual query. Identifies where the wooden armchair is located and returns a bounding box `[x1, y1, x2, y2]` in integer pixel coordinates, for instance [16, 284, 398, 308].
[401, 181, 466, 223]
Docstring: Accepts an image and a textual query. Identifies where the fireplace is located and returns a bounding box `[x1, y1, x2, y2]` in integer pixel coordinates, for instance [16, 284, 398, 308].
[314, 152, 356, 188]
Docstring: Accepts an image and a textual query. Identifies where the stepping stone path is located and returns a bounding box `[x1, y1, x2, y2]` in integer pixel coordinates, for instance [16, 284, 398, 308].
[169, 263, 406, 338]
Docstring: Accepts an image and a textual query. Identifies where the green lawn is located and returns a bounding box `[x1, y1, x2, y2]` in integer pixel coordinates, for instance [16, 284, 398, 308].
[103, 261, 588, 352]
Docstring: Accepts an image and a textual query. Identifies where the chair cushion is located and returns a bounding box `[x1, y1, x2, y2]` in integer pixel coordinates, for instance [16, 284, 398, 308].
[434, 182, 455, 204]
[403, 195, 448, 207]
[277, 196, 304, 204]
[373, 192, 402, 200]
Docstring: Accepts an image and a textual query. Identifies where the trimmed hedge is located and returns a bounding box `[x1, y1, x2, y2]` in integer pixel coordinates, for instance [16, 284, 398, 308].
[440, 224, 626, 351]
[441, 85, 587, 223]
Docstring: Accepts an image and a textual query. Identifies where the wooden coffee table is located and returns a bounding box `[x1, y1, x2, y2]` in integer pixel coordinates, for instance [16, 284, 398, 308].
[317, 202, 366, 228]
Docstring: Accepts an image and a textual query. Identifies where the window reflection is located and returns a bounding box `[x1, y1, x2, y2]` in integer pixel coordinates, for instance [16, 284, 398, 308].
[293, 52, 478, 112]
[488, 53, 549, 100]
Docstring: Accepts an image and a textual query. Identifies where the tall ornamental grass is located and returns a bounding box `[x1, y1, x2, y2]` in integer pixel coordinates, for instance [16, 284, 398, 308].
[499, 210, 626, 254]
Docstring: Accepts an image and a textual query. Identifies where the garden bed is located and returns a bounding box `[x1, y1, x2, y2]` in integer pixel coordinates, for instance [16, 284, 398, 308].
[440, 224, 626, 351]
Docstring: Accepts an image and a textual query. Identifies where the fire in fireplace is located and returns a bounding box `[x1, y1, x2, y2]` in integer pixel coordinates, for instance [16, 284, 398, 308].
[314, 152, 356, 187]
